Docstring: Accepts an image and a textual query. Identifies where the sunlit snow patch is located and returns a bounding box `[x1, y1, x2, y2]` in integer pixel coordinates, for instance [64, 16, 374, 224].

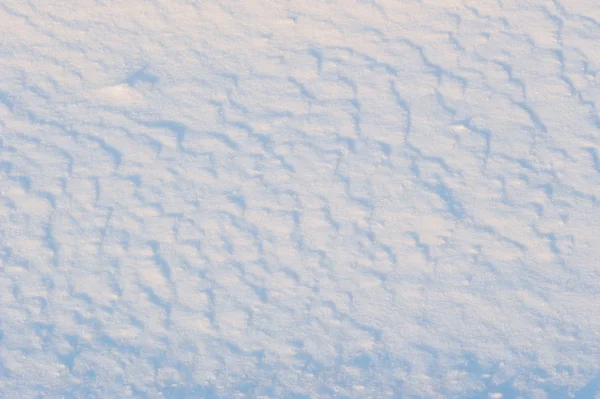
[96, 84, 142, 103]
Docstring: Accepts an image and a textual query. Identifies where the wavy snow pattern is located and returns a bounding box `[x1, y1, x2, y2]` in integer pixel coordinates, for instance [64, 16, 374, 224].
[0, 0, 599, 397]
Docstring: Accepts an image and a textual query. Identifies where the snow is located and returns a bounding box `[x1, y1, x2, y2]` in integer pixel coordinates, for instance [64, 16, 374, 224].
[0, 0, 599, 397]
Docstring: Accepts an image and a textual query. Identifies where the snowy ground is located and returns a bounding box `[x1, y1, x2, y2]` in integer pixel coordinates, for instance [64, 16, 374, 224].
[1, 0, 599, 397]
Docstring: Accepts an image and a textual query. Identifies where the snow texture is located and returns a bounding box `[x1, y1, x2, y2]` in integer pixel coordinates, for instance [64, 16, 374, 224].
[0, 0, 599, 397]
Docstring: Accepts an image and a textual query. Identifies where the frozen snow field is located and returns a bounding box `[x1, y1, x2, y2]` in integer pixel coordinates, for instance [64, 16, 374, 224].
[1, 0, 599, 397]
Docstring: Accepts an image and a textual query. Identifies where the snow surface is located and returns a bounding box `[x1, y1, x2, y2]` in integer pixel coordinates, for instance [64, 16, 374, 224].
[1, 0, 599, 397]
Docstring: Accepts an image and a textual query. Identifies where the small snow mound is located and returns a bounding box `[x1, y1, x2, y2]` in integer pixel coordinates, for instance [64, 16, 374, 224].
[96, 84, 142, 103]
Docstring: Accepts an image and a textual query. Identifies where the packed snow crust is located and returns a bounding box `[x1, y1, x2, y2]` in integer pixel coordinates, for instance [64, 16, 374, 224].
[1, 0, 599, 397]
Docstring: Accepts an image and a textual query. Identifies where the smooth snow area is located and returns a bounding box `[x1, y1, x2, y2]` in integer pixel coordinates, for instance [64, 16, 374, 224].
[1, 0, 599, 398]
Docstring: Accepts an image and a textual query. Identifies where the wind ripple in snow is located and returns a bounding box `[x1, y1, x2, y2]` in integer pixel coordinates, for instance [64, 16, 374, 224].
[0, 0, 599, 397]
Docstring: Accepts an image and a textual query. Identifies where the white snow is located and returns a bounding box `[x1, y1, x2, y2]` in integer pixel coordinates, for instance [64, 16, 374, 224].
[1, 0, 599, 397]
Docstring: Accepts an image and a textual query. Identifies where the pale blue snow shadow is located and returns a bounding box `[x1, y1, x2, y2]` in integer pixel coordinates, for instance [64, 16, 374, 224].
[467, 373, 600, 399]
